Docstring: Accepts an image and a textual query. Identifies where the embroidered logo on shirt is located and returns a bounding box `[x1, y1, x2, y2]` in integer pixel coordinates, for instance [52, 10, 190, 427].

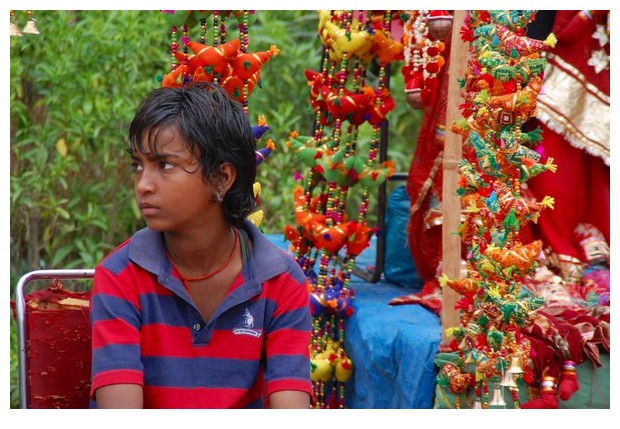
[233, 307, 262, 338]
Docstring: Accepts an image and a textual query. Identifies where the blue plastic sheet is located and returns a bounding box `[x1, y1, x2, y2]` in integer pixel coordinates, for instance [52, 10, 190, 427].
[384, 185, 424, 290]
[266, 233, 441, 408]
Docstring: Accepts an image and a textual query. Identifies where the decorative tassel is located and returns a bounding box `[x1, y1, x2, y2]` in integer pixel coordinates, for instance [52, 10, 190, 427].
[521, 376, 559, 409]
[557, 360, 580, 400]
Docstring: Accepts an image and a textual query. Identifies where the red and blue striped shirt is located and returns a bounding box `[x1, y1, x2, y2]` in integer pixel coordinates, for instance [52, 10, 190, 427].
[90, 220, 312, 408]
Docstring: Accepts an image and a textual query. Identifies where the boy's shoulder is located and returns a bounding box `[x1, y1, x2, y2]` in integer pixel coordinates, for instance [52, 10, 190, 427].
[99, 227, 163, 275]
[243, 222, 306, 285]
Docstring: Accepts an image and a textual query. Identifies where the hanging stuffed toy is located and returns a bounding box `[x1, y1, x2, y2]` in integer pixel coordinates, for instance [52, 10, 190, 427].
[308, 220, 354, 254]
[366, 88, 396, 126]
[161, 64, 188, 88]
[188, 38, 240, 75]
[493, 180, 554, 223]
[484, 240, 543, 274]
[321, 86, 371, 124]
[319, 12, 374, 63]
[495, 24, 557, 57]
[219, 64, 260, 102]
[231, 45, 279, 80]
[371, 29, 404, 64]
[344, 221, 377, 256]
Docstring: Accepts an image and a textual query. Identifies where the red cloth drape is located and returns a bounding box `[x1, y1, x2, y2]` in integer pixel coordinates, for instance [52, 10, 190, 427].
[23, 286, 92, 408]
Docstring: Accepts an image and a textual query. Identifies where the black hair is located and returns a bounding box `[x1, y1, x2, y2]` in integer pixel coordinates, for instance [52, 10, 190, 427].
[128, 82, 257, 228]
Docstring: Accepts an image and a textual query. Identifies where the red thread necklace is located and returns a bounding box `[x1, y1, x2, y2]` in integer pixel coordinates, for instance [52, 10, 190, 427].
[170, 227, 239, 291]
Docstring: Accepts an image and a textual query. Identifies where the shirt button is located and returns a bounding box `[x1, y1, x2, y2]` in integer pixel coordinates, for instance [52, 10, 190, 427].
[193, 323, 201, 331]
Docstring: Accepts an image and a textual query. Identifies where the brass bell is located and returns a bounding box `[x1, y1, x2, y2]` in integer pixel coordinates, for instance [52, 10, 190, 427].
[22, 19, 40, 35]
[10, 22, 22, 37]
[10, 10, 21, 37]
[427, 10, 453, 41]
[405, 89, 422, 109]
[507, 356, 524, 374]
[500, 370, 517, 387]
[489, 387, 507, 407]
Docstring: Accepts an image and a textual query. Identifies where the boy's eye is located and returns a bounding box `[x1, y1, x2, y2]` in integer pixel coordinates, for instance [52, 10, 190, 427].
[160, 161, 175, 170]
[131, 162, 143, 172]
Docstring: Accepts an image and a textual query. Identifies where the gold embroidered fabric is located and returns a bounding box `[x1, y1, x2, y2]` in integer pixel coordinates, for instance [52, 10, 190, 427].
[544, 249, 587, 283]
[536, 54, 610, 164]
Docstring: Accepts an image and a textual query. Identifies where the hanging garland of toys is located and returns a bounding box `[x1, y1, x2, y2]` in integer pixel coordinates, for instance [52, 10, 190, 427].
[285, 10, 403, 408]
[160, 10, 278, 227]
[435, 10, 564, 408]
[401, 10, 450, 109]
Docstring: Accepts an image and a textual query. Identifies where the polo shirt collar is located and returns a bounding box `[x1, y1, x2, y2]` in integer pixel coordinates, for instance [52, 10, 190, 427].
[127, 220, 289, 284]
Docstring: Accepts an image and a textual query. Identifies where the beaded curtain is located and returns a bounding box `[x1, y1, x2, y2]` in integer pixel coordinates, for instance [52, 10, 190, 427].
[284, 10, 406, 408]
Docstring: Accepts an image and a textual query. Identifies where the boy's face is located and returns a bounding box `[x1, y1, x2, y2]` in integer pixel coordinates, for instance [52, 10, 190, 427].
[130, 126, 216, 232]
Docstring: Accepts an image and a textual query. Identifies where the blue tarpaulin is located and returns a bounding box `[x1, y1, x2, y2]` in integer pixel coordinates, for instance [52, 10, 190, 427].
[266, 233, 441, 408]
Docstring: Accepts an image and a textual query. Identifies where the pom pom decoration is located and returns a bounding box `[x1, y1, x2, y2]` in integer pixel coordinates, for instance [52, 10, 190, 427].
[401, 11, 448, 108]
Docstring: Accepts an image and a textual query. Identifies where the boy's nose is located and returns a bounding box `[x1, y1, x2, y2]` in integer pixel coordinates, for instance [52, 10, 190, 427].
[135, 170, 155, 195]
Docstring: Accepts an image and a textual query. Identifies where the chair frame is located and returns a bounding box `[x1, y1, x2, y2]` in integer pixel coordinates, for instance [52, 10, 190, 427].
[14, 269, 95, 409]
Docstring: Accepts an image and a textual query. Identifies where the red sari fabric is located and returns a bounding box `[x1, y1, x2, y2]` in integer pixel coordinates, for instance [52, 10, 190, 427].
[527, 10, 610, 279]
[404, 34, 450, 286]
[391, 33, 453, 314]
[526, 121, 610, 261]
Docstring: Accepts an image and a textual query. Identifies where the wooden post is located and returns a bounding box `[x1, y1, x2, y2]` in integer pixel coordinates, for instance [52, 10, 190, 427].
[441, 10, 470, 343]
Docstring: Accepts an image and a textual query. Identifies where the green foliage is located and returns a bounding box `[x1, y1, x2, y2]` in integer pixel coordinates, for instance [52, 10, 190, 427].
[10, 11, 166, 283]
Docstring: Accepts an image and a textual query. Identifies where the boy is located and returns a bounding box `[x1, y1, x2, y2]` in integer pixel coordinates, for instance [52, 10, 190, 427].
[90, 82, 312, 408]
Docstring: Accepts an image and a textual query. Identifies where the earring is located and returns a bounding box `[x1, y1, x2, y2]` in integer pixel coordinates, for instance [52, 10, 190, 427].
[217, 193, 224, 203]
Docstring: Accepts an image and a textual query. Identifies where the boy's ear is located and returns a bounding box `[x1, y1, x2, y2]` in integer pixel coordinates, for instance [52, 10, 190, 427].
[219, 162, 237, 192]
